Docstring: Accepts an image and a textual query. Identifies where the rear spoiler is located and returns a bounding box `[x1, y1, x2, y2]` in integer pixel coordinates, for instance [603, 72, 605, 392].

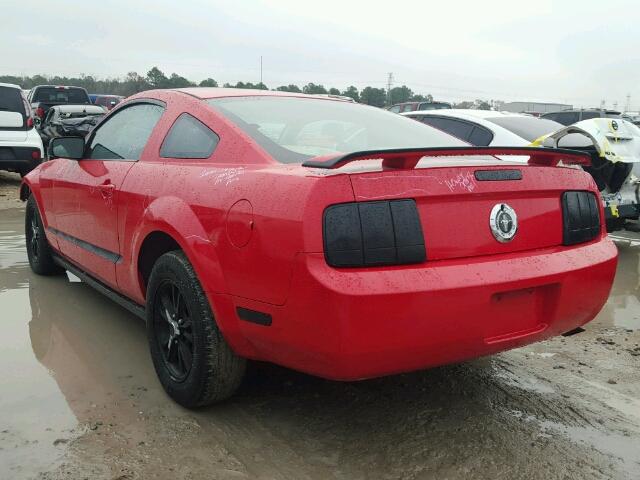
[301, 146, 591, 170]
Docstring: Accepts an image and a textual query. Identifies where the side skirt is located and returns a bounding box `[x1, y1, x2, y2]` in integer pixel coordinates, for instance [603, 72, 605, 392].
[52, 253, 146, 321]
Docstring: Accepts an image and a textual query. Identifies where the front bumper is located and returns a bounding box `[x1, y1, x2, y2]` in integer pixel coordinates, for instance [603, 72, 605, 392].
[229, 238, 617, 381]
[0, 146, 42, 173]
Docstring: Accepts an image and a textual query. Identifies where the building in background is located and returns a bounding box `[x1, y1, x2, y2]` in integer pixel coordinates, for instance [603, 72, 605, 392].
[496, 101, 573, 116]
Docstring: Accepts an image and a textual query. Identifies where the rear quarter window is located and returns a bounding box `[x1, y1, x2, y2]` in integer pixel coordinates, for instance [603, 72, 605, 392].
[419, 116, 474, 142]
[160, 113, 219, 159]
[0, 87, 25, 113]
[468, 126, 494, 146]
[0, 86, 27, 129]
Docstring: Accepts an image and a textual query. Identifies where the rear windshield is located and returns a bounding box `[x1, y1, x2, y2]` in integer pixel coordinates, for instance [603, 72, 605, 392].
[0, 86, 26, 116]
[32, 87, 90, 104]
[486, 116, 563, 142]
[207, 96, 464, 163]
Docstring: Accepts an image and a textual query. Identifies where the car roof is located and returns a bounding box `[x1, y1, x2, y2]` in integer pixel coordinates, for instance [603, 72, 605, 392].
[0, 82, 22, 90]
[402, 109, 525, 120]
[175, 87, 351, 102]
[543, 108, 621, 114]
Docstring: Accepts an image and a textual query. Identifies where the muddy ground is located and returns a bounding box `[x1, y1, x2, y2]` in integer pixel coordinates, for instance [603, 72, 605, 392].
[0, 176, 639, 479]
[0, 171, 23, 210]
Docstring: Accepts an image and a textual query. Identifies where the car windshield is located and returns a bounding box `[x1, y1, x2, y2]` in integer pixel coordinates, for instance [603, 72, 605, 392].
[32, 87, 89, 104]
[207, 96, 464, 163]
[486, 116, 563, 142]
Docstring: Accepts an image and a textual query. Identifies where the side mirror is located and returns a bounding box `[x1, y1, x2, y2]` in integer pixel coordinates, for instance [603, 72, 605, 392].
[48, 137, 85, 160]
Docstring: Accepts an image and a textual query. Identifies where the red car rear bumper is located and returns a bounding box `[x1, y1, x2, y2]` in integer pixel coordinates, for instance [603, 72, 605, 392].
[227, 238, 617, 381]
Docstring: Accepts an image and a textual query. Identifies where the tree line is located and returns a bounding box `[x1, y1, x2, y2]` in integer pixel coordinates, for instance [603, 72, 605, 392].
[0, 66, 490, 109]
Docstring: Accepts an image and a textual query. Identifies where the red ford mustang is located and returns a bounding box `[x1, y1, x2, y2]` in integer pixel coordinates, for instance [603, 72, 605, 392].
[21, 88, 617, 407]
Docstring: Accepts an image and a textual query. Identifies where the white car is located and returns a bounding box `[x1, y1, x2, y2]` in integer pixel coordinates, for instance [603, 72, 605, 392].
[0, 82, 44, 176]
[402, 109, 564, 146]
[405, 108, 640, 232]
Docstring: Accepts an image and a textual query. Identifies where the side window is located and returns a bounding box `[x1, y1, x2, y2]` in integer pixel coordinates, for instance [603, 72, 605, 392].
[388, 105, 401, 113]
[468, 126, 494, 146]
[160, 113, 220, 159]
[419, 117, 474, 142]
[88, 103, 164, 160]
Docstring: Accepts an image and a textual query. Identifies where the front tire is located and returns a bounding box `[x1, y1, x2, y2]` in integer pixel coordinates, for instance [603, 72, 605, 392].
[146, 251, 245, 407]
[25, 195, 62, 275]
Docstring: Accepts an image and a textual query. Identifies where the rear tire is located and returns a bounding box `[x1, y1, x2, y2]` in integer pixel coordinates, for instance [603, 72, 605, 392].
[146, 251, 245, 407]
[25, 195, 62, 276]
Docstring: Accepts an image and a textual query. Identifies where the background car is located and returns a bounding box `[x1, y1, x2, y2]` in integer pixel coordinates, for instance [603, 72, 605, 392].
[21, 88, 616, 408]
[39, 104, 106, 148]
[540, 108, 621, 126]
[388, 100, 452, 113]
[27, 85, 91, 124]
[92, 94, 124, 110]
[404, 109, 640, 232]
[0, 82, 43, 175]
[622, 112, 640, 126]
[402, 109, 566, 146]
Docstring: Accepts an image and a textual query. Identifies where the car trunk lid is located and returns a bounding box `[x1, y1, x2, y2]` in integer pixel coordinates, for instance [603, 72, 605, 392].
[305, 147, 594, 261]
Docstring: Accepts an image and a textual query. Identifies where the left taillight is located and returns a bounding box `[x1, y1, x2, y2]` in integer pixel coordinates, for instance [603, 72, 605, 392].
[35, 107, 45, 119]
[562, 191, 601, 245]
[323, 199, 426, 268]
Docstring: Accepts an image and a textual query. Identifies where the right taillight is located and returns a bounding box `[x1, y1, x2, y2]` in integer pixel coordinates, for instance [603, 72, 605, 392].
[35, 107, 45, 119]
[562, 191, 601, 245]
[323, 199, 426, 268]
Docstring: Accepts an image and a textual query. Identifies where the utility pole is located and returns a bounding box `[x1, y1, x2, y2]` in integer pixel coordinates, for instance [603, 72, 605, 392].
[386, 72, 394, 107]
[260, 56, 263, 87]
[626, 94, 631, 112]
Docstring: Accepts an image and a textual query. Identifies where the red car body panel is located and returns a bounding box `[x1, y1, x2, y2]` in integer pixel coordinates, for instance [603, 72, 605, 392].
[21, 88, 618, 381]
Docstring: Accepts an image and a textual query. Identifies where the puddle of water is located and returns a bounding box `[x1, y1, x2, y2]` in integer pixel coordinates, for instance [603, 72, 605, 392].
[0, 287, 79, 476]
[594, 243, 640, 331]
[539, 420, 640, 476]
[506, 408, 640, 478]
[0, 208, 163, 478]
[0, 209, 29, 292]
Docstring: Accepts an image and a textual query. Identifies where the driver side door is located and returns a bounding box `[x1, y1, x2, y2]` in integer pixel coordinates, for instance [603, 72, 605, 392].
[53, 102, 164, 288]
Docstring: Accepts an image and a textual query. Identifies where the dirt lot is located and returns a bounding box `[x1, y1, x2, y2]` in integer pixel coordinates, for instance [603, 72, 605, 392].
[0, 181, 639, 479]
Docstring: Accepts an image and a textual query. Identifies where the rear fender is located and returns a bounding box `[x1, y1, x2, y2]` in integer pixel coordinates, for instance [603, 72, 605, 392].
[128, 197, 253, 353]
[20, 171, 48, 225]
[130, 196, 228, 297]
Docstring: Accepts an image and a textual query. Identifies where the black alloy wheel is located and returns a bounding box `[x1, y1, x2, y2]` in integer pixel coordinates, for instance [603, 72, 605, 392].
[153, 280, 195, 382]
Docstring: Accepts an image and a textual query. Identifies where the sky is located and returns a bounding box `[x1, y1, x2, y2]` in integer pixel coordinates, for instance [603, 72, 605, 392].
[3, 0, 640, 109]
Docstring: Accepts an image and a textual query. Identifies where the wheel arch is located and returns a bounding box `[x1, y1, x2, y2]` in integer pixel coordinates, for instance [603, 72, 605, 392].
[130, 196, 229, 300]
